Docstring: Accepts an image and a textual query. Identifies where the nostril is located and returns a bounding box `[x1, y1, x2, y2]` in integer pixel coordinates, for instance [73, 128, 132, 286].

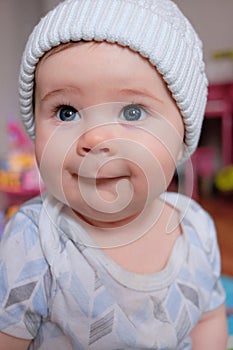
[81, 146, 110, 154]
[82, 147, 91, 153]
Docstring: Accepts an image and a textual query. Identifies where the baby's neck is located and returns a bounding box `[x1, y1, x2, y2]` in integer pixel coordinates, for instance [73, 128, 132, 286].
[96, 200, 182, 274]
[67, 196, 181, 251]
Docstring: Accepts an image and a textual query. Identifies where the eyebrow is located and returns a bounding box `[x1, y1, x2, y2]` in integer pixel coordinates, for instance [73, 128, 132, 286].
[118, 88, 163, 104]
[39, 87, 81, 103]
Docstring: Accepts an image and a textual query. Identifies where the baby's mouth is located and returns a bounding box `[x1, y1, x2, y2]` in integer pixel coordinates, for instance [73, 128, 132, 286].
[71, 169, 130, 183]
[77, 174, 130, 184]
[95, 175, 130, 186]
[74, 174, 131, 203]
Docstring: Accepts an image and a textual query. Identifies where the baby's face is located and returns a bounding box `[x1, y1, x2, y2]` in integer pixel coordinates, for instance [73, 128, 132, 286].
[34, 42, 184, 227]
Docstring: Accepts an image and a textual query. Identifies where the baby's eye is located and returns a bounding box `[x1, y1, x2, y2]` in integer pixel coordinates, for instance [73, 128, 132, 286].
[56, 105, 81, 122]
[120, 104, 146, 122]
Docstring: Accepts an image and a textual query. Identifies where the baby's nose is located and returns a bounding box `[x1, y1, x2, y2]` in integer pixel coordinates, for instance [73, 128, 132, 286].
[76, 126, 117, 156]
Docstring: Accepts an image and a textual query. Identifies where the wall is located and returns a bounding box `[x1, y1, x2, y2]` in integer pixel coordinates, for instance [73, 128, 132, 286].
[174, 0, 233, 82]
[0, 0, 232, 155]
[0, 0, 43, 156]
[41, 0, 60, 13]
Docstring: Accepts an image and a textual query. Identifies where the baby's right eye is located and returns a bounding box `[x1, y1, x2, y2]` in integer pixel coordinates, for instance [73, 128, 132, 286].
[56, 105, 81, 122]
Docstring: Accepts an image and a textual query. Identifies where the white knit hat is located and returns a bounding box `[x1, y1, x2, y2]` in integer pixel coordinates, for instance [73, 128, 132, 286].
[19, 0, 208, 161]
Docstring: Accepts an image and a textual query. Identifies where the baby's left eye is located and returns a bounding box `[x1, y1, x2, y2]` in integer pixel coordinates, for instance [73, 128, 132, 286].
[120, 104, 146, 121]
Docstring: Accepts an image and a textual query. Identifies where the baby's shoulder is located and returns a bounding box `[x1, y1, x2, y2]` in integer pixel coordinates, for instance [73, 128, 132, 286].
[1, 195, 44, 242]
[163, 191, 211, 220]
[164, 192, 217, 252]
[19, 195, 44, 223]
[0, 196, 49, 270]
[14, 195, 44, 228]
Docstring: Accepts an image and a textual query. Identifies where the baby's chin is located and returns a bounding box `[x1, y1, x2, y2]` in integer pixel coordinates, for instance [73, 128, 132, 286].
[69, 201, 144, 228]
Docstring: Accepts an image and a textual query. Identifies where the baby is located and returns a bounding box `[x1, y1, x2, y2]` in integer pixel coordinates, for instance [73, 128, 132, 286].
[0, 0, 227, 349]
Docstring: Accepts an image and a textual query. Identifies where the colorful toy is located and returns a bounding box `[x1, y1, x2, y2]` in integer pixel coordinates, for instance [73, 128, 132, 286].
[215, 165, 233, 194]
[0, 121, 43, 195]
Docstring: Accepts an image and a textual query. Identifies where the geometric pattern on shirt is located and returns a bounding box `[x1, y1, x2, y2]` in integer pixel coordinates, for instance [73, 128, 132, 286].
[178, 283, 200, 308]
[94, 272, 103, 291]
[89, 309, 114, 345]
[68, 269, 116, 346]
[175, 306, 192, 344]
[16, 259, 48, 282]
[151, 296, 170, 323]
[0, 262, 8, 305]
[5, 282, 37, 308]
[165, 283, 194, 345]
[24, 310, 41, 338]
[87, 270, 138, 347]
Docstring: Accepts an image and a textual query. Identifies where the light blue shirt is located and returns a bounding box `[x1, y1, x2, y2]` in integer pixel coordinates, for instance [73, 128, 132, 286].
[0, 192, 225, 349]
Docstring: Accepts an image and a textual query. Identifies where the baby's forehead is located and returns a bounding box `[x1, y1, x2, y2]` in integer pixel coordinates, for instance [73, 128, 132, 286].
[35, 41, 151, 82]
[39, 41, 85, 64]
[36, 41, 90, 79]
[40, 41, 120, 63]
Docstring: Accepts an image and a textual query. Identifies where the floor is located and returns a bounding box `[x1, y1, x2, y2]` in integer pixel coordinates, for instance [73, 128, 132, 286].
[199, 194, 233, 277]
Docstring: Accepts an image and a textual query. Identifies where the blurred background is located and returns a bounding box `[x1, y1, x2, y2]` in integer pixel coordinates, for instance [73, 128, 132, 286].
[0, 0, 59, 152]
[0, 0, 232, 343]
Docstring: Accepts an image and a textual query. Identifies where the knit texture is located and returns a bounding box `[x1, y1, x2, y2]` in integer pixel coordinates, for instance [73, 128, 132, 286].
[19, 0, 208, 161]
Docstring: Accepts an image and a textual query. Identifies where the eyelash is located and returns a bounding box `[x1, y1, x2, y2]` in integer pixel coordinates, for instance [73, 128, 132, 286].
[125, 101, 152, 117]
[50, 101, 73, 116]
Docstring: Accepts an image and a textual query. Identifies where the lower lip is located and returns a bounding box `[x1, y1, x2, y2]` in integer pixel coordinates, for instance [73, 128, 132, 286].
[89, 176, 128, 182]
[96, 176, 129, 183]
